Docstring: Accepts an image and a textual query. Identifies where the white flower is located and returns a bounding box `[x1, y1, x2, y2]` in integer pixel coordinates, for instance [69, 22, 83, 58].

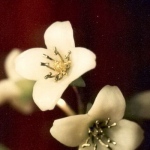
[15, 21, 96, 111]
[50, 85, 144, 150]
[0, 49, 34, 114]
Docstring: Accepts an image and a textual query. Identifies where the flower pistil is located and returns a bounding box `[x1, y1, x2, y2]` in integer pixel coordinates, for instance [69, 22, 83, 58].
[82, 118, 117, 150]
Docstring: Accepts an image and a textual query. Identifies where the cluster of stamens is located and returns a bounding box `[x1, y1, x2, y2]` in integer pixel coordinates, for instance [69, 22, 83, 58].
[82, 118, 117, 150]
[41, 48, 71, 81]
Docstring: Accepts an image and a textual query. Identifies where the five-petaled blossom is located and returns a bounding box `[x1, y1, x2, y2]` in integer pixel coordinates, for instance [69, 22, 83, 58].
[50, 85, 144, 150]
[0, 49, 34, 114]
[15, 21, 96, 111]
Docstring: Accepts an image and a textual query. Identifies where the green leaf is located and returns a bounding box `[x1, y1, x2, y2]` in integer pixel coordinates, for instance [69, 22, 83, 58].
[70, 77, 86, 87]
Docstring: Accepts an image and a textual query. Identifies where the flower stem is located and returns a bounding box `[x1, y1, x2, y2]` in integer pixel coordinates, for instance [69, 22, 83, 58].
[72, 86, 84, 114]
[57, 98, 76, 116]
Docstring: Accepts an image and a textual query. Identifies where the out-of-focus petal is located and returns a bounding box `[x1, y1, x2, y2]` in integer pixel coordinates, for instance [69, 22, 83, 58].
[15, 48, 54, 80]
[33, 79, 70, 111]
[126, 91, 150, 119]
[5, 49, 22, 81]
[0, 79, 34, 114]
[0, 143, 10, 150]
[107, 119, 144, 150]
[50, 114, 92, 147]
[67, 47, 96, 82]
[12, 79, 35, 114]
[44, 21, 75, 54]
[88, 85, 126, 122]
[10, 98, 34, 115]
[0, 79, 20, 105]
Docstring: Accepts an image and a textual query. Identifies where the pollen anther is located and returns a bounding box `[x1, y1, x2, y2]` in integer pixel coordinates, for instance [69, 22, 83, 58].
[41, 48, 71, 81]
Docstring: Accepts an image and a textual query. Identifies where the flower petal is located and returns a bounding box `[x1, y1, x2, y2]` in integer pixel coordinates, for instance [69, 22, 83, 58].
[5, 49, 22, 81]
[33, 79, 70, 111]
[0, 79, 34, 114]
[0, 79, 21, 105]
[10, 98, 34, 115]
[67, 47, 96, 82]
[107, 119, 144, 150]
[44, 21, 75, 54]
[15, 48, 54, 80]
[126, 91, 150, 119]
[50, 114, 92, 147]
[88, 85, 126, 122]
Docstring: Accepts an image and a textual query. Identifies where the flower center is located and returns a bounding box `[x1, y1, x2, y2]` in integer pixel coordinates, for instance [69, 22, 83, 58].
[41, 48, 71, 81]
[82, 118, 117, 150]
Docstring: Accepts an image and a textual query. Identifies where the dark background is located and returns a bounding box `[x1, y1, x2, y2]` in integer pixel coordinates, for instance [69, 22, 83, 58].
[0, 0, 150, 149]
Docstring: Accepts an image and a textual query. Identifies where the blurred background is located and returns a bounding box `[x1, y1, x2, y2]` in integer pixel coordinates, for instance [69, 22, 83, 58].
[0, 0, 150, 149]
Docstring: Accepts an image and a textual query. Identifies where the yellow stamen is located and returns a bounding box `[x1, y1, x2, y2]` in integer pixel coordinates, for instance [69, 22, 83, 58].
[41, 48, 71, 81]
[82, 118, 117, 150]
